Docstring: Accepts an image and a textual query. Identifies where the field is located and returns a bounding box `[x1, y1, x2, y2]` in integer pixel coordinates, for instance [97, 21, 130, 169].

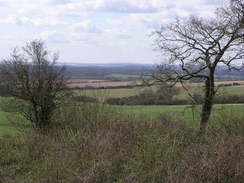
[1, 77, 244, 182]
[79, 85, 244, 100]
[1, 102, 244, 135]
[1, 84, 244, 135]
[0, 111, 18, 135]
[68, 79, 141, 89]
[112, 104, 244, 126]
[104, 74, 143, 81]
[79, 87, 143, 99]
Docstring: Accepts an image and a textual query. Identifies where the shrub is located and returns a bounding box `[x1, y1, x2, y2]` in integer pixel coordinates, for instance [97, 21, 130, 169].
[0, 103, 243, 182]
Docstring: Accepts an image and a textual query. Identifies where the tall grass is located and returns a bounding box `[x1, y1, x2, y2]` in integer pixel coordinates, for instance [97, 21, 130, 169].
[0, 102, 243, 183]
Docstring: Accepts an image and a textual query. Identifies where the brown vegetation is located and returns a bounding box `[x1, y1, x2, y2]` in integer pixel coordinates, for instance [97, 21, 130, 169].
[0, 102, 243, 183]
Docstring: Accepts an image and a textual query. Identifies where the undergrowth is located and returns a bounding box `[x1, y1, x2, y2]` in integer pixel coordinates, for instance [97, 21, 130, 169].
[0, 102, 243, 183]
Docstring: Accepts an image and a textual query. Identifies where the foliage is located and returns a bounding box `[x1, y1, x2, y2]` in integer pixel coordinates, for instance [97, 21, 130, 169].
[0, 40, 67, 129]
[0, 102, 243, 182]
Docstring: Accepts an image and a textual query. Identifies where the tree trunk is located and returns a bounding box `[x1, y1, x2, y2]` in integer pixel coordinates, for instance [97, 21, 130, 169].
[200, 71, 215, 133]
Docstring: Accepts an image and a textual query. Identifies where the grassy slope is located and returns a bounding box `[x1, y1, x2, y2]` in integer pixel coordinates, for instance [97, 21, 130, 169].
[1, 86, 244, 135]
[0, 97, 29, 135]
[0, 96, 16, 135]
[112, 104, 244, 126]
[2, 103, 244, 135]
[0, 111, 19, 135]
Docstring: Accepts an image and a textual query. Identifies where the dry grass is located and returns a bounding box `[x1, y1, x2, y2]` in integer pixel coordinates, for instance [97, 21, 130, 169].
[0, 102, 243, 183]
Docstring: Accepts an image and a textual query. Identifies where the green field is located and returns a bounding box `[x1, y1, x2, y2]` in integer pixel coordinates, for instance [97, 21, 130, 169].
[79, 87, 143, 99]
[0, 111, 19, 135]
[1, 85, 244, 135]
[80, 86, 244, 100]
[0, 97, 30, 136]
[112, 104, 244, 126]
[176, 86, 244, 100]
[1, 103, 244, 135]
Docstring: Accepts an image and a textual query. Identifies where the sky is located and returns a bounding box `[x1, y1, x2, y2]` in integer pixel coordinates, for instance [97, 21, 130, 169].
[0, 0, 227, 64]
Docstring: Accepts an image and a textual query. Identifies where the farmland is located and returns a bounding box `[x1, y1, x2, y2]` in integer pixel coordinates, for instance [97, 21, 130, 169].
[1, 1, 244, 181]
[1, 92, 244, 135]
[1, 83, 244, 135]
[78, 84, 244, 100]
[112, 104, 244, 126]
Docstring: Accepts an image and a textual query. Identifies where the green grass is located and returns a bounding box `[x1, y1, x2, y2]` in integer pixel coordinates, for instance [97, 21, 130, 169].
[1, 103, 244, 134]
[1, 85, 244, 135]
[219, 86, 244, 95]
[112, 104, 244, 126]
[176, 86, 244, 100]
[0, 111, 19, 135]
[0, 97, 30, 136]
[78, 88, 143, 99]
[79, 86, 244, 101]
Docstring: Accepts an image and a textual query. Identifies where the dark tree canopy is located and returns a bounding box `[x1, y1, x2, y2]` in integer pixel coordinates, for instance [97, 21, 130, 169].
[151, 0, 244, 133]
[0, 40, 67, 129]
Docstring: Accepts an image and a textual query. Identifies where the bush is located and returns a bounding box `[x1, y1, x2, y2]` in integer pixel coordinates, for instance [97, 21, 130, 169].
[0, 103, 243, 182]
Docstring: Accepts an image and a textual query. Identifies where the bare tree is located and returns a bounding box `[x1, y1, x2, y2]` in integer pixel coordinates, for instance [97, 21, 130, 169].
[150, 0, 244, 133]
[0, 40, 67, 129]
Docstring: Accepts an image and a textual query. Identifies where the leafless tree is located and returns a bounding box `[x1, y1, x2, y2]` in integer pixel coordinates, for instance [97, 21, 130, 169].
[150, 0, 244, 133]
[0, 40, 67, 129]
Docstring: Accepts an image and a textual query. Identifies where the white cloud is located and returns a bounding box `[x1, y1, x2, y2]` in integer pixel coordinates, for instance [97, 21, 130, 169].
[105, 29, 132, 39]
[91, 0, 160, 13]
[4, 15, 24, 25]
[38, 30, 69, 43]
[47, 0, 71, 5]
[0, 0, 224, 63]
[128, 0, 220, 31]
[72, 20, 103, 34]
[0, 0, 221, 20]
[115, 34, 132, 40]
[4, 14, 66, 27]
[39, 30, 57, 39]
[0, 0, 164, 17]
[105, 18, 122, 25]
[0, 1, 7, 6]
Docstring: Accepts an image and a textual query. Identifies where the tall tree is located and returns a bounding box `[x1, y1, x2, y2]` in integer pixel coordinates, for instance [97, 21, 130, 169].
[151, 0, 244, 133]
[0, 40, 67, 129]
